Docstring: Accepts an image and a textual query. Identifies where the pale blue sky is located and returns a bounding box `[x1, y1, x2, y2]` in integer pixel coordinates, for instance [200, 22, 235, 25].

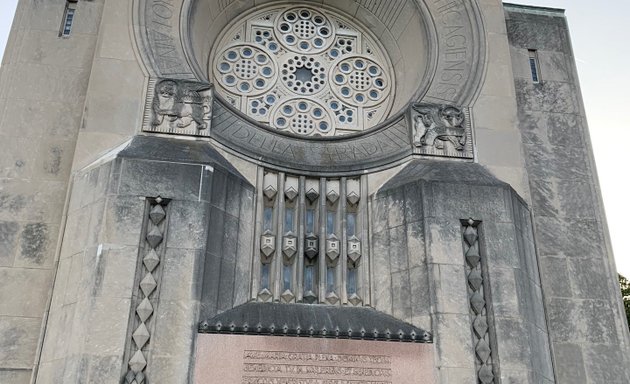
[0, 0, 628, 277]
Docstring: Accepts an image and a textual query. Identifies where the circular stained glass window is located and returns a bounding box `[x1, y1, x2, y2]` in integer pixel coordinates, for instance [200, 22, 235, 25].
[211, 4, 395, 137]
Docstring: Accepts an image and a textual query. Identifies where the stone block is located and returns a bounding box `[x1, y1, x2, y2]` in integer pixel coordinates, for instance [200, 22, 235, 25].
[386, 188, 406, 228]
[469, 185, 513, 223]
[553, 343, 587, 384]
[33, 138, 75, 182]
[60, 355, 89, 384]
[487, 267, 519, 318]
[100, 196, 145, 246]
[86, 355, 124, 384]
[388, 225, 408, 273]
[119, 159, 202, 201]
[499, 369, 532, 384]
[166, 200, 210, 250]
[475, 128, 525, 169]
[15, 222, 58, 269]
[224, 175, 243, 218]
[99, 20, 136, 61]
[0, 98, 83, 140]
[0, 136, 35, 179]
[233, 220, 254, 307]
[547, 298, 617, 344]
[409, 265, 431, 321]
[206, 207, 226, 258]
[150, 299, 197, 362]
[40, 302, 75, 363]
[371, 229, 392, 314]
[59, 208, 91, 259]
[370, 197, 388, 234]
[434, 313, 475, 369]
[0, 179, 66, 223]
[556, 180, 596, 218]
[0, 316, 40, 369]
[426, 218, 463, 265]
[217, 215, 240, 312]
[160, 248, 202, 302]
[567, 257, 613, 300]
[85, 296, 132, 356]
[34, 360, 64, 384]
[583, 344, 630, 383]
[539, 256, 571, 298]
[90, 245, 138, 299]
[439, 367, 477, 384]
[403, 182, 422, 224]
[431, 264, 469, 315]
[406, 220, 425, 268]
[537, 50, 570, 82]
[391, 270, 412, 323]
[210, 170, 228, 209]
[0, 267, 52, 317]
[50, 256, 71, 309]
[64, 252, 86, 306]
[426, 182, 470, 219]
[494, 318, 530, 370]
[6, 61, 91, 104]
[483, 222, 520, 269]
[0, 221, 19, 267]
[0, 370, 31, 384]
[535, 216, 605, 258]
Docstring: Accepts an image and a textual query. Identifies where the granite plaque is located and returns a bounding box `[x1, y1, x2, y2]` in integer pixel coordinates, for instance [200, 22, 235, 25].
[195, 335, 436, 384]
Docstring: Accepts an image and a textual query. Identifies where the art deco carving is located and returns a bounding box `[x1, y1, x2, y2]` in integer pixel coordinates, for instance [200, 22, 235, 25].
[143, 78, 212, 136]
[462, 219, 496, 384]
[211, 4, 395, 136]
[123, 197, 170, 384]
[410, 103, 473, 159]
[254, 171, 368, 306]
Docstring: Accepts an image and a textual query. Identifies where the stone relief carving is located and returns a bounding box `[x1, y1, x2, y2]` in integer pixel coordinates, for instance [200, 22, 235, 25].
[410, 103, 473, 159]
[144, 78, 213, 136]
[123, 197, 170, 384]
[462, 219, 496, 384]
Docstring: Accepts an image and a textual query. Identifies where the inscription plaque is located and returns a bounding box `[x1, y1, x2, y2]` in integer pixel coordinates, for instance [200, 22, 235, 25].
[195, 335, 436, 384]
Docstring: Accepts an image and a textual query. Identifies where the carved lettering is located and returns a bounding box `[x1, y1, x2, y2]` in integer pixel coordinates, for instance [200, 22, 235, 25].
[241, 350, 392, 384]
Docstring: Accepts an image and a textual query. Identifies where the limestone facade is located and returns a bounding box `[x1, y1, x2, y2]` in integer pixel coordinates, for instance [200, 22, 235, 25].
[0, 1, 627, 383]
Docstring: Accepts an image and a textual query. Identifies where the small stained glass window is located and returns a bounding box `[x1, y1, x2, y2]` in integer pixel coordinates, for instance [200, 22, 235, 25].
[528, 49, 540, 83]
[61, 6, 76, 37]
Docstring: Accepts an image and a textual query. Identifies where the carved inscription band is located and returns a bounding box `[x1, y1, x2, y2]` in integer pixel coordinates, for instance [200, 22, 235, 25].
[195, 335, 436, 383]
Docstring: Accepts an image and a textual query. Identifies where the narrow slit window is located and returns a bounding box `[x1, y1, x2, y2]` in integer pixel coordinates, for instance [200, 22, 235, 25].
[528, 49, 540, 83]
[60, 5, 76, 37]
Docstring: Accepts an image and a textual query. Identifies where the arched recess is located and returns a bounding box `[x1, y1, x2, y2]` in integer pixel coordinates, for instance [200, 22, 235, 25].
[133, 0, 486, 110]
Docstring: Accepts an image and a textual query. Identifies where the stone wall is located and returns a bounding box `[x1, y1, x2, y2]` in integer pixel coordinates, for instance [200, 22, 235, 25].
[506, 4, 630, 382]
[35, 137, 254, 383]
[371, 161, 554, 383]
[0, 1, 104, 382]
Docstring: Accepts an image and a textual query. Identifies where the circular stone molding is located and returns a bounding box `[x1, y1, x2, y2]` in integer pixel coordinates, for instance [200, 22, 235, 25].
[210, 4, 396, 137]
[134, 0, 486, 174]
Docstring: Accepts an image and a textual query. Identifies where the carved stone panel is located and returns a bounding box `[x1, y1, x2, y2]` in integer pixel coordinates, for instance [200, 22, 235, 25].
[409, 103, 473, 159]
[143, 78, 213, 136]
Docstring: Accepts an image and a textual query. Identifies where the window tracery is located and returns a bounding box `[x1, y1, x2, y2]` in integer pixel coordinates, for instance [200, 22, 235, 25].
[211, 5, 395, 137]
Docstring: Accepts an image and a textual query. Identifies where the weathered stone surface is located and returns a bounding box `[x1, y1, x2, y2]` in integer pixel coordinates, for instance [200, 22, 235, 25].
[0, 317, 41, 369]
[0, 221, 19, 267]
[119, 159, 202, 201]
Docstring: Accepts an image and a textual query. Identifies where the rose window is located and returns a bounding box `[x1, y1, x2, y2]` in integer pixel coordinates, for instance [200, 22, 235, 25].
[211, 5, 395, 137]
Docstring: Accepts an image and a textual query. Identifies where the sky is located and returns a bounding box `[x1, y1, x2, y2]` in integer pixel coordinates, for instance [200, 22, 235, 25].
[0, 1, 628, 278]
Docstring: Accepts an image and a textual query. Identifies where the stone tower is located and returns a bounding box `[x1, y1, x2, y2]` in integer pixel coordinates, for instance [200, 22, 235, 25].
[0, 1, 628, 383]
